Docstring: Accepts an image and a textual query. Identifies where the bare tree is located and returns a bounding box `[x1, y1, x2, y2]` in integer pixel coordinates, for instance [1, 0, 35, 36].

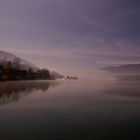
[13, 57, 21, 69]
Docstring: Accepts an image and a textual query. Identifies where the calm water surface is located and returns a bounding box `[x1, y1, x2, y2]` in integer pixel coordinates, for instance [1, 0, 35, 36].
[0, 79, 140, 140]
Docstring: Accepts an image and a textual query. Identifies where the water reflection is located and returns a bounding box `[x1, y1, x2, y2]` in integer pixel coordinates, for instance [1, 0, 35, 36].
[104, 80, 140, 98]
[0, 80, 61, 105]
[0, 79, 140, 140]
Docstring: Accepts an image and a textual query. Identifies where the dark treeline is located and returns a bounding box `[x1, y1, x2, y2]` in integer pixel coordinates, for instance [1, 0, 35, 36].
[0, 57, 51, 81]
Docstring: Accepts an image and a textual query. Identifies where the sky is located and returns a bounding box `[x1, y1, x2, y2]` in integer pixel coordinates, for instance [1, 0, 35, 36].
[0, 0, 140, 78]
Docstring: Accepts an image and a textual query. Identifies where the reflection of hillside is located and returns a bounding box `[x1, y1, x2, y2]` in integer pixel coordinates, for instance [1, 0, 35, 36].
[0, 80, 61, 105]
[104, 82, 140, 98]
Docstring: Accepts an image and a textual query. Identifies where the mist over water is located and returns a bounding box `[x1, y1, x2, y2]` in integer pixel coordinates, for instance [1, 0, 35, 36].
[0, 76, 140, 140]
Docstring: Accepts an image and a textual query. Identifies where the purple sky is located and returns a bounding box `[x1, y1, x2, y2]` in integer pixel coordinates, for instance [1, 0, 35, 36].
[0, 0, 140, 77]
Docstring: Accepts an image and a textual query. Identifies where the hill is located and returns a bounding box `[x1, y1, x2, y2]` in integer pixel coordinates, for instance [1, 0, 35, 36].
[0, 50, 39, 71]
[0, 50, 63, 80]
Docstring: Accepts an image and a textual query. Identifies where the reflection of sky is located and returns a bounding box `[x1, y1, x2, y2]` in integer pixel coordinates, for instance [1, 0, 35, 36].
[0, 0, 140, 77]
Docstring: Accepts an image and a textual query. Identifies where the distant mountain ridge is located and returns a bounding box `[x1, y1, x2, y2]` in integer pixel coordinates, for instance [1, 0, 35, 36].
[102, 64, 140, 73]
[102, 63, 140, 81]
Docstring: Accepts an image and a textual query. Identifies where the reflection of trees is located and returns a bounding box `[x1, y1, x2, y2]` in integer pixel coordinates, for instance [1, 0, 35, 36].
[0, 81, 62, 105]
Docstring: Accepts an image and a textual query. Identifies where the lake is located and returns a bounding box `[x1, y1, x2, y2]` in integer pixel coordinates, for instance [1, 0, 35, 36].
[0, 79, 140, 140]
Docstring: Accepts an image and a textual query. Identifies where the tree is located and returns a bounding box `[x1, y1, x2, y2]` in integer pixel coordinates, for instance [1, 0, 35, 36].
[13, 57, 21, 69]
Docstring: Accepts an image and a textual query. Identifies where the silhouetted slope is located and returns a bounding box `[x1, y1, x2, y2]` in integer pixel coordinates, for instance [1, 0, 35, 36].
[0, 50, 39, 71]
[0, 50, 64, 80]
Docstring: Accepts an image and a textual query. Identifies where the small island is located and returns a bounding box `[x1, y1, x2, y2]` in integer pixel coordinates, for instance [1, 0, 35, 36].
[66, 76, 78, 80]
